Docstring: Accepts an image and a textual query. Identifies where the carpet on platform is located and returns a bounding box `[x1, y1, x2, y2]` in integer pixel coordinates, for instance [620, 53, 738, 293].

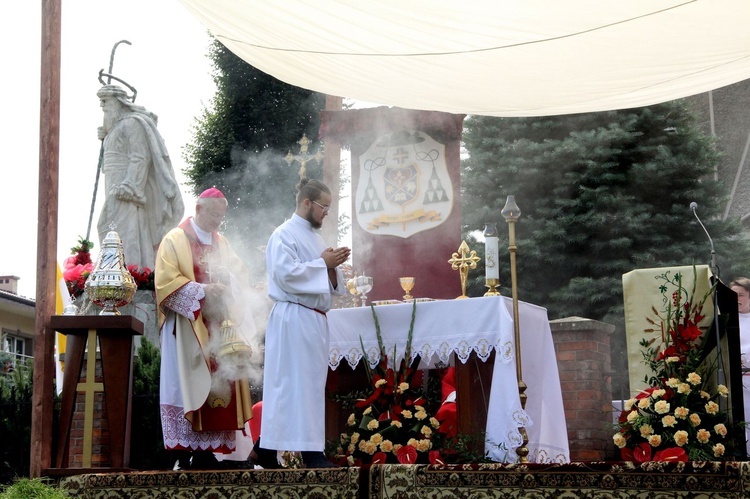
[58, 461, 750, 498]
[59, 467, 361, 498]
[368, 461, 750, 499]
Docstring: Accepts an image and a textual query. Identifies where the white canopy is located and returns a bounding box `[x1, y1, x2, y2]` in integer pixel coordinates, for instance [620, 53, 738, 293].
[178, 0, 750, 117]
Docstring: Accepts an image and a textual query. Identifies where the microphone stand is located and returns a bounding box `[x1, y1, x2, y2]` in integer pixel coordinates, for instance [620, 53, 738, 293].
[691, 203, 726, 402]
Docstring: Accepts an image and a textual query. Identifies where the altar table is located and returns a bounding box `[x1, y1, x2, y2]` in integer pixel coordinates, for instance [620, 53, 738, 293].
[328, 296, 570, 463]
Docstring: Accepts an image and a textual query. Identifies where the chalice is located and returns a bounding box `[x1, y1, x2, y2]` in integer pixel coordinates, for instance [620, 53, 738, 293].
[346, 278, 359, 307]
[354, 274, 373, 307]
[399, 277, 415, 301]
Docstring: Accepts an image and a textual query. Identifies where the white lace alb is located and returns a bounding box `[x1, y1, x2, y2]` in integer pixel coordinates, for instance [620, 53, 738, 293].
[162, 281, 205, 320]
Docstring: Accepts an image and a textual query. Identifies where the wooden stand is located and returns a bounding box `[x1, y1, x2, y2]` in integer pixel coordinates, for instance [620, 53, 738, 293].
[454, 351, 494, 441]
[44, 315, 143, 475]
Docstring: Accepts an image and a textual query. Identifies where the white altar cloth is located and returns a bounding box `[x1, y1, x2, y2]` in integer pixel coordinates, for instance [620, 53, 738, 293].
[328, 296, 570, 463]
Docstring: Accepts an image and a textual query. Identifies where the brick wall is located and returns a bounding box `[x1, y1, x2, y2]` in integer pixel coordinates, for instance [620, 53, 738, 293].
[68, 355, 111, 467]
[550, 317, 615, 461]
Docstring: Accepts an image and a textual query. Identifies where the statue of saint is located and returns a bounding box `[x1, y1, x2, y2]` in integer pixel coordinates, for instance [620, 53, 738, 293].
[96, 85, 184, 269]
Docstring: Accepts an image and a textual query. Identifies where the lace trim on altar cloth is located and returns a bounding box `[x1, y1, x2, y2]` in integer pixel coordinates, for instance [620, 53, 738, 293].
[528, 447, 571, 464]
[485, 408, 534, 463]
[329, 336, 516, 370]
[162, 282, 205, 320]
[160, 404, 236, 451]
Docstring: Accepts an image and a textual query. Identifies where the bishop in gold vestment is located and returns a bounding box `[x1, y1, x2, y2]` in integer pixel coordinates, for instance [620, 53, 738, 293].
[156, 188, 255, 461]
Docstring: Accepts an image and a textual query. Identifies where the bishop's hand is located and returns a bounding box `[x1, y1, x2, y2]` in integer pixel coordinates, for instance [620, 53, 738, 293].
[204, 282, 228, 302]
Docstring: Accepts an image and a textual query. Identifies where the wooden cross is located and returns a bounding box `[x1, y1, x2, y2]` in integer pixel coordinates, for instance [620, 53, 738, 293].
[448, 240, 481, 299]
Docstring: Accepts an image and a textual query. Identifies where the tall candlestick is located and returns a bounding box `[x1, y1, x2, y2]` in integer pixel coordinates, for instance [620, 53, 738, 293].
[502, 195, 528, 463]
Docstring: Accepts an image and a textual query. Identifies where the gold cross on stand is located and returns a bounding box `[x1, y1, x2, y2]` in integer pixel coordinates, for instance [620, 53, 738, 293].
[448, 240, 481, 299]
[77, 328, 104, 468]
[284, 133, 324, 179]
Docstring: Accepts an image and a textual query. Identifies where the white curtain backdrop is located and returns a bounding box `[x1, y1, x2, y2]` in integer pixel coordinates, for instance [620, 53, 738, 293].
[178, 0, 750, 117]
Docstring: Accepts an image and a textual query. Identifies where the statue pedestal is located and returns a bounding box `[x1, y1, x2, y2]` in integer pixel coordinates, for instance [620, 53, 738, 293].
[45, 315, 143, 475]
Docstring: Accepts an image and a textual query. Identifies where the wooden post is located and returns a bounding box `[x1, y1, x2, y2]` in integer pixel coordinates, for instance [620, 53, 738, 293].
[31, 0, 62, 478]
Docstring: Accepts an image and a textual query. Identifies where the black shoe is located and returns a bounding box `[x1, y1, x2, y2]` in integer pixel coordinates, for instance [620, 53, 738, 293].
[219, 458, 253, 470]
[172, 450, 192, 471]
[301, 451, 338, 468]
[250, 440, 282, 469]
[191, 450, 220, 470]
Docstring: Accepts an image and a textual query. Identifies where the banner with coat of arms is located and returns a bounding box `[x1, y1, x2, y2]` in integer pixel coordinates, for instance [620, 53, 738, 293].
[355, 130, 453, 238]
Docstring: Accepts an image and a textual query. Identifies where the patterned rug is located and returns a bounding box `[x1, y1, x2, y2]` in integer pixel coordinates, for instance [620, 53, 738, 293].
[57, 461, 750, 498]
[59, 467, 361, 498]
[368, 461, 750, 499]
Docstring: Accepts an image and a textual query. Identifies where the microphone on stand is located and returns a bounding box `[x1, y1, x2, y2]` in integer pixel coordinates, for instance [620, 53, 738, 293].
[691, 202, 726, 394]
[690, 202, 717, 277]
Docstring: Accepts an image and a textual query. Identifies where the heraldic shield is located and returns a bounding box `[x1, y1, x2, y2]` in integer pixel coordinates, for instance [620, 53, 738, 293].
[355, 130, 454, 238]
[384, 162, 419, 206]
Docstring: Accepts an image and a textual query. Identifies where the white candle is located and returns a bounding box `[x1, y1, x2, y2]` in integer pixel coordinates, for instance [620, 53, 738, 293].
[484, 223, 499, 280]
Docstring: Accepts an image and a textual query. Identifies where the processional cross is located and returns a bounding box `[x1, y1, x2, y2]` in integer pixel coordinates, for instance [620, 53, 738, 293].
[284, 134, 324, 179]
[448, 240, 481, 299]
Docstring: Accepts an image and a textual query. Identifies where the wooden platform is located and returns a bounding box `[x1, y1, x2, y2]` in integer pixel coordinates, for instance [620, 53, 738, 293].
[58, 461, 750, 498]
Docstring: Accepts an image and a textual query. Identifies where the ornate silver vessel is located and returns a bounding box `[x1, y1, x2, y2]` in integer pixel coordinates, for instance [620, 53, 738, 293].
[84, 227, 137, 315]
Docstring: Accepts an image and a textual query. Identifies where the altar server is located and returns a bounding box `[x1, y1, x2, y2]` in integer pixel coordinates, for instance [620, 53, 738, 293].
[256, 178, 350, 468]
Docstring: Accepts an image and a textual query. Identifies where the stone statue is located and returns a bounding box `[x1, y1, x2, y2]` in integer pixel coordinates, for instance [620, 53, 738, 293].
[96, 85, 184, 269]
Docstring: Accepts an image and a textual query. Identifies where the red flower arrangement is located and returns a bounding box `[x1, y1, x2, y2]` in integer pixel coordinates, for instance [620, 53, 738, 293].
[62, 238, 95, 298]
[335, 302, 447, 466]
[62, 237, 155, 298]
[613, 268, 742, 462]
[127, 264, 155, 291]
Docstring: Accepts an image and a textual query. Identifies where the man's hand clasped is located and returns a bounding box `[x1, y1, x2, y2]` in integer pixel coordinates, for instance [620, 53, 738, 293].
[322, 246, 350, 268]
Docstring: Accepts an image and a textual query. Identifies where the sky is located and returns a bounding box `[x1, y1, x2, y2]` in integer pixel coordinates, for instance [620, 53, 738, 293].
[0, 1, 233, 298]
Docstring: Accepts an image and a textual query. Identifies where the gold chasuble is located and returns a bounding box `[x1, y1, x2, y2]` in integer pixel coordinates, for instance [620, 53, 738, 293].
[156, 219, 253, 441]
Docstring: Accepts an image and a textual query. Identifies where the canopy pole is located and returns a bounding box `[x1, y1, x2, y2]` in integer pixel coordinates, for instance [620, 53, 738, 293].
[31, 0, 61, 478]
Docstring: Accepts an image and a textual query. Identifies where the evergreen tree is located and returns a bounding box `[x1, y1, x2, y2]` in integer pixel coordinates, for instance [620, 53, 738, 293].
[0, 359, 34, 482]
[184, 39, 327, 272]
[461, 101, 750, 327]
[129, 338, 169, 469]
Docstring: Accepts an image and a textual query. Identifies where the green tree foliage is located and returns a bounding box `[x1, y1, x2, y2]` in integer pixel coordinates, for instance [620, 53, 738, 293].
[461, 101, 750, 326]
[0, 361, 34, 484]
[183, 39, 327, 268]
[0, 359, 34, 483]
[0, 477, 68, 499]
[129, 338, 170, 470]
